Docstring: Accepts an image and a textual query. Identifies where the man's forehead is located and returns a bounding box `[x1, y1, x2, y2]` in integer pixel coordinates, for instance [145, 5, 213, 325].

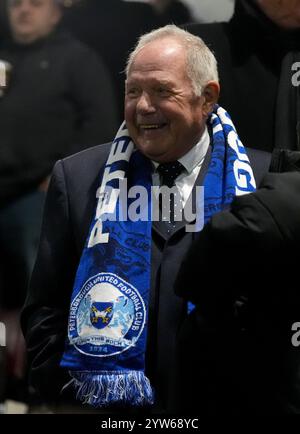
[134, 37, 185, 61]
[126, 73, 176, 87]
[126, 62, 188, 88]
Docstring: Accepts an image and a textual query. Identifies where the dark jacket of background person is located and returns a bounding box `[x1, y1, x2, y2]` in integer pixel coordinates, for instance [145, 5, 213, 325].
[155, 0, 194, 26]
[0, 1, 9, 42]
[174, 151, 300, 415]
[20, 142, 271, 413]
[0, 27, 118, 206]
[62, 0, 161, 122]
[185, 0, 300, 153]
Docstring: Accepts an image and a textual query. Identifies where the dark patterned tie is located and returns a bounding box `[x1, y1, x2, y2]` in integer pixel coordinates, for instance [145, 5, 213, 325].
[157, 161, 184, 231]
[157, 161, 184, 188]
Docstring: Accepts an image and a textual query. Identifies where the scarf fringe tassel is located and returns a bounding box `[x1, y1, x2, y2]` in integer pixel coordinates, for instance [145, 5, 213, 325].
[69, 370, 154, 407]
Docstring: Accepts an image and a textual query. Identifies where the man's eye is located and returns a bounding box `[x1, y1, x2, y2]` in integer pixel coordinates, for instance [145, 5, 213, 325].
[156, 88, 170, 96]
[126, 88, 139, 97]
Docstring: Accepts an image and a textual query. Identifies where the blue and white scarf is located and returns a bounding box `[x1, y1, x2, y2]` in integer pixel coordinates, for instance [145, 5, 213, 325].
[60, 105, 256, 408]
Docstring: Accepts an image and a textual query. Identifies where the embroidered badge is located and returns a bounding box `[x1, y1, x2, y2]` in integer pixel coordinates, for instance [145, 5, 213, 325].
[68, 272, 146, 357]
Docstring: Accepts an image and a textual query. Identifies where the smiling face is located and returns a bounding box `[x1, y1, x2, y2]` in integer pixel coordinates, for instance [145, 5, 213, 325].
[8, 0, 61, 44]
[125, 38, 211, 163]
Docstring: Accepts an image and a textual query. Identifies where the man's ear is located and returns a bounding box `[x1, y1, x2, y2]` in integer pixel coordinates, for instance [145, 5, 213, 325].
[201, 81, 220, 116]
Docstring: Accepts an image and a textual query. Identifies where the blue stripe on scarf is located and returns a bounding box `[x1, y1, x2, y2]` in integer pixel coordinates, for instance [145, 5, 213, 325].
[60, 106, 256, 407]
[204, 106, 256, 223]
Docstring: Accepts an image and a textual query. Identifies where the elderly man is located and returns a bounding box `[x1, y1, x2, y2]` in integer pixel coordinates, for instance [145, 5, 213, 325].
[21, 24, 300, 414]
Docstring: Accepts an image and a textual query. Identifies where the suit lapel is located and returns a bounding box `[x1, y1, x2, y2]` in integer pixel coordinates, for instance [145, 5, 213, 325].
[152, 145, 212, 240]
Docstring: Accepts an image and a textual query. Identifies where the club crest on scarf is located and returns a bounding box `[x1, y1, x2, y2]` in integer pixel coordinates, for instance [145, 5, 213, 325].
[69, 272, 146, 357]
[90, 302, 114, 330]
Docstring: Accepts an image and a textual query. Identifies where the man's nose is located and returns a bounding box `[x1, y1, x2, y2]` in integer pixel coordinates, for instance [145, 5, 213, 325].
[136, 92, 156, 114]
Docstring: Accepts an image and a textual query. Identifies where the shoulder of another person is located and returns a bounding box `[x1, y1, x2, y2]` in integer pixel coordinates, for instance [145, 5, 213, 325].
[246, 147, 272, 186]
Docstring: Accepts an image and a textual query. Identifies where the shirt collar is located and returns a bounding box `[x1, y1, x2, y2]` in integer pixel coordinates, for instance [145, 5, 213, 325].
[151, 126, 210, 175]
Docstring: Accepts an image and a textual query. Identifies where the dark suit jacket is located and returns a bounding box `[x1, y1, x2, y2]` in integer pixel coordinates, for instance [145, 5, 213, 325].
[21, 142, 271, 412]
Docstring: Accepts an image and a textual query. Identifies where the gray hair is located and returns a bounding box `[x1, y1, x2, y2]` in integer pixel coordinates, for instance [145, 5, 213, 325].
[125, 24, 219, 96]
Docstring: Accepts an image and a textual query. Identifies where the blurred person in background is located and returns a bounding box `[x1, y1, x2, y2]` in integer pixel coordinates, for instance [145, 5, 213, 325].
[124, 0, 194, 25]
[185, 0, 300, 152]
[62, 0, 161, 121]
[147, 0, 194, 25]
[0, 0, 117, 407]
[181, 0, 235, 23]
[0, 1, 9, 41]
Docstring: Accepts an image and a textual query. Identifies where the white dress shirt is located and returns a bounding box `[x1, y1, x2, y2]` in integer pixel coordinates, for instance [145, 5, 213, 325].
[151, 126, 210, 207]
